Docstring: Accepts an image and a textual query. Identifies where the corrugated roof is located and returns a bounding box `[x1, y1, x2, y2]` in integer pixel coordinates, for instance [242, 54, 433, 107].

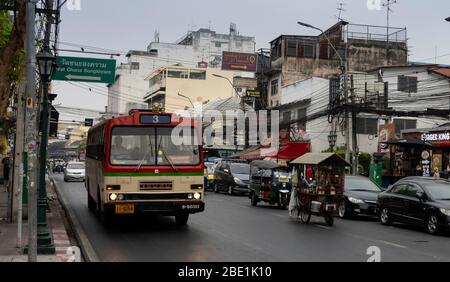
[430, 67, 450, 78]
[291, 153, 350, 166]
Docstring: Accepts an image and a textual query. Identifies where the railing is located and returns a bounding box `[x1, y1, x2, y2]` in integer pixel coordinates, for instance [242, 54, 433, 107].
[345, 24, 407, 43]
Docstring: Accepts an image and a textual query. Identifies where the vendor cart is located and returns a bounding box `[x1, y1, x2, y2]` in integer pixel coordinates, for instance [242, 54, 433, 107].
[290, 153, 350, 226]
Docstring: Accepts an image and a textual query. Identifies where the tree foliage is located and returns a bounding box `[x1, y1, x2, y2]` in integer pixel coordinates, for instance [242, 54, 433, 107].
[0, 0, 27, 118]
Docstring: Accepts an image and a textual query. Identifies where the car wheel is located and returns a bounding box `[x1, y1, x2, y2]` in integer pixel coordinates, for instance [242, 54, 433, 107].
[380, 207, 393, 226]
[426, 213, 440, 235]
[64, 178, 68, 182]
[338, 200, 349, 219]
[175, 213, 189, 226]
[251, 192, 259, 207]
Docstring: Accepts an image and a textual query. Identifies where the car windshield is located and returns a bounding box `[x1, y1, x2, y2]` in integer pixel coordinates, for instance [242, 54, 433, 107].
[110, 127, 200, 166]
[230, 163, 250, 175]
[425, 182, 450, 200]
[67, 164, 84, 170]
[346, 177, 381, 192]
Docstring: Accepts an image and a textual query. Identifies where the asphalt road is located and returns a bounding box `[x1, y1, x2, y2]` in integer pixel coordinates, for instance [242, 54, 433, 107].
[52, 173, 450, 262]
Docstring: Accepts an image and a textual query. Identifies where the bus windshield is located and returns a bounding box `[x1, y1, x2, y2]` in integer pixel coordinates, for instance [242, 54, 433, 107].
[110, 127, 200, 166]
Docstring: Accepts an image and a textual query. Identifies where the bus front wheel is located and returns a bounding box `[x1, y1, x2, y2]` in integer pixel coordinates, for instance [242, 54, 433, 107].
[175, 213, 189, 226]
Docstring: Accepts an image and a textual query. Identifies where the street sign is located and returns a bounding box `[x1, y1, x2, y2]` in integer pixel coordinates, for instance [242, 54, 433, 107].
[53, 56, 116, 84]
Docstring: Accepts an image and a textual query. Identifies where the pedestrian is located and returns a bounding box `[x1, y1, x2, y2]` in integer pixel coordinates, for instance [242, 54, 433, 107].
[433, 167, 440, 179]
[2, 157, 10, 193]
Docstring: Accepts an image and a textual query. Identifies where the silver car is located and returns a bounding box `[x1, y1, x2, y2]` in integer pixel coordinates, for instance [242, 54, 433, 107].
[64, 162, 85, 182]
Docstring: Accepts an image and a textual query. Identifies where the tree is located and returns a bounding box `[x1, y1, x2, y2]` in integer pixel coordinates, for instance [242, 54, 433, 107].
[0, 0, 26, 117]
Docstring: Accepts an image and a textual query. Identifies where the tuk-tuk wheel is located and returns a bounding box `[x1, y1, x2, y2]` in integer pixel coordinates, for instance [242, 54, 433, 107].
[251, 192, 259, 207]
[324, 214, 334, 227]
[298, 207, 311, 224]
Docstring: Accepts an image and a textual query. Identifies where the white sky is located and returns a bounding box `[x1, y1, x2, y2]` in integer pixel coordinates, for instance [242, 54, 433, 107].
[52, 0, 450, 113]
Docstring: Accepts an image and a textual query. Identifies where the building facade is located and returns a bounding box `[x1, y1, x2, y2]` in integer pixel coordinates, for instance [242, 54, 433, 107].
[266, 21, 408, 108]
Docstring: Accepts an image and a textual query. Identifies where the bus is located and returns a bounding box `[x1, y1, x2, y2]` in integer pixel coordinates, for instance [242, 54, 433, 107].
[85, 109, 205, 225]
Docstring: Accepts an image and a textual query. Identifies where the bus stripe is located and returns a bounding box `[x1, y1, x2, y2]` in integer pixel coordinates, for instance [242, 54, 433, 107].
[104, 172, 204, 177]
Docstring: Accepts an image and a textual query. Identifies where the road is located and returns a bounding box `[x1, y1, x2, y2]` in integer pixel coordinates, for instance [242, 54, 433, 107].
[52, 173, 450, 262]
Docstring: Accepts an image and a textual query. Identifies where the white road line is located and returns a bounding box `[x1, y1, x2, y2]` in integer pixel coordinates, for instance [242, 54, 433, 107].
[378, 240, 408, 249]
[271, 213, 284, 218]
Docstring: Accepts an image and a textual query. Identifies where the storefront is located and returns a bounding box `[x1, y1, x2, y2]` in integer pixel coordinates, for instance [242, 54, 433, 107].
[402, 126, 450, 177]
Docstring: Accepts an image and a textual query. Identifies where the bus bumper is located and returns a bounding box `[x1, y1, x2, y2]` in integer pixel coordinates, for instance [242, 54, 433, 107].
[105, 201, 205, 216]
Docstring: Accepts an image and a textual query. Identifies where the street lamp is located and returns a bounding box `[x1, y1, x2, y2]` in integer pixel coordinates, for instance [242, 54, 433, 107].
[297, 21, 347, 73]
[212, 74, 242, 98]
[177, 92, 195, 108]
[35, 44, 56, 254]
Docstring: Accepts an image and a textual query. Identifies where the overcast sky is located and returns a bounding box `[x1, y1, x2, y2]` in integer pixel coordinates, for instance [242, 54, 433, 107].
[52, 0, 450, 113]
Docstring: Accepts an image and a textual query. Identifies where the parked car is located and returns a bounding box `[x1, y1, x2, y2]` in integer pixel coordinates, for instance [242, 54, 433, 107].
[338, 176, 383, 218]
[377, 177, 450, 235]
[214, 161, 250, 195]
[64, 162, 86, 182]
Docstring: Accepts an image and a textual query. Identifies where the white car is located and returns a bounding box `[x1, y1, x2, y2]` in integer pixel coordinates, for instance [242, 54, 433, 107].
[64, 162, 85, 182]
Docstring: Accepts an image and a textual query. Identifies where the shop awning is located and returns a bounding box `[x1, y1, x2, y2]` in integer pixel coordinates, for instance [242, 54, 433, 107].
[385, 139, 438, 148]
[239, 142, 311, 161]
[291, 153, 350, 166]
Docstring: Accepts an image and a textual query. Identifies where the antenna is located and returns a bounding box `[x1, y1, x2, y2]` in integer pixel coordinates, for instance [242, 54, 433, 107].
[154, 29, 160, 43]
[336, 2, 346, 21]
[382, 0, 398, 64]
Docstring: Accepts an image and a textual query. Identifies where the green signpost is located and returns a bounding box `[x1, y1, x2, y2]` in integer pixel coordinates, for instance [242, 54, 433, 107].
[52, 56, 116, 84]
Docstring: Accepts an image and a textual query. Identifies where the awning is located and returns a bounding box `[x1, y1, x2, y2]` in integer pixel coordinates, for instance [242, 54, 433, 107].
[291, 153, 350, 166]
[239, 142, 311, 161]
[385, 139, 438, 148]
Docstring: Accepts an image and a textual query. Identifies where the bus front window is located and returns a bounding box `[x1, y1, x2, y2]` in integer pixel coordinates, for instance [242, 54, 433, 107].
[110, 127, 200, 166]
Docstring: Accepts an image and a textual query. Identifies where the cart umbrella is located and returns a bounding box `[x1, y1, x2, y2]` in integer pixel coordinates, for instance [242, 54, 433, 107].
[290, 153, 350, 167]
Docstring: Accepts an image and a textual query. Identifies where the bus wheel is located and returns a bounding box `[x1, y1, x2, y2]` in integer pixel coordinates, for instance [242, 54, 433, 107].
[175, 213, 189, 226]
[87, 193, 96, 213]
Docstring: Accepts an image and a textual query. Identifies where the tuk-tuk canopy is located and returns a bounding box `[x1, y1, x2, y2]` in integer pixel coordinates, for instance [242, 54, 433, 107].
[290, 153, 350, 167]
[250, 160, 288, 170]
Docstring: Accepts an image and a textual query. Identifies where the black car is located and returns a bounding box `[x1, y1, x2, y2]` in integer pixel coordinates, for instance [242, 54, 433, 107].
[377, 177, 450, 235]
[214, 161, 250, 195]
[338, 176, 383, 218]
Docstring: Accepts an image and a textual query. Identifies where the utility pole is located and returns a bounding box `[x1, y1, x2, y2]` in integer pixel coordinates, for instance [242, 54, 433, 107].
[25, 0, 38, 262]
[350, 75, 358, 175]
[383, 0, 398, 65]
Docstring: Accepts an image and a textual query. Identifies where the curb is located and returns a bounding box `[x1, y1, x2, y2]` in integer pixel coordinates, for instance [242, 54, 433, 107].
[50, 175, 100, 262]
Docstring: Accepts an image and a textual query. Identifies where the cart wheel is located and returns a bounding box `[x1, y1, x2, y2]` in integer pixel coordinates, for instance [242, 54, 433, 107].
[298, 206, 311, 224]
[324, 214, 334, 227]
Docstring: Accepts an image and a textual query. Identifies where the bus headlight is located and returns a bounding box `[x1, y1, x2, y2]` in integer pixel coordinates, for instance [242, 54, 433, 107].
[117, 194, 125, 201]
[194, 192, 201, 200]
[188, 193, 193, 199]
[109, 193, 118, 201]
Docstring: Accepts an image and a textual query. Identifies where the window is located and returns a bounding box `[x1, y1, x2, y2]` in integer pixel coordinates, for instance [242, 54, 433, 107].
[215, 42, 222, 48]
[355, 118, 378, 135]
[286, 40, 297, 57]
[398, 76, 418, 93]
[394, 119, 417, 134]
[303, 44, 315, 58]
[110, 127, 200, 166]
[168, 70, 189, 79]
[283, 111, 291, 122]
[297, 108, 306, 130]
[189, 70, 206, 80]
[131, 62, 140, 70]
[391, 184, 409, 195]
[319, 43, 330, 59]
[271, 79, 279, 96]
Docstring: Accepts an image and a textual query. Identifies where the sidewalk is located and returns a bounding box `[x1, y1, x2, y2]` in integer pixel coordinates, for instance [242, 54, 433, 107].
[0, 179, 79, 262]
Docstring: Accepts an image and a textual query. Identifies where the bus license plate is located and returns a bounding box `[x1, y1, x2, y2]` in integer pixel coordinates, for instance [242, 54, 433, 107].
[115, 204, 134, 214]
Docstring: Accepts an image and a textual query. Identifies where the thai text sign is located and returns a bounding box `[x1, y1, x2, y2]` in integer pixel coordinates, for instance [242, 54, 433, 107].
[222, 52, 257, 72]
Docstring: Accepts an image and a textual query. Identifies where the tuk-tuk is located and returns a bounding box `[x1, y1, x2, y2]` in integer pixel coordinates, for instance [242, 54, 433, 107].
[290, 153, 350, 226]
[248, 160, 292, 209]
[204, 162, 216, 191]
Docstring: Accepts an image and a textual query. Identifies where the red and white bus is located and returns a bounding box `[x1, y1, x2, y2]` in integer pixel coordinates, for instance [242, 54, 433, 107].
[85, 109, 205, 225]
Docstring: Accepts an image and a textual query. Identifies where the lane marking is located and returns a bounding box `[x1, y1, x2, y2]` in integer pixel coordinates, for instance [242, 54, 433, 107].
[378, 240, 408, 249]
[271, 213, 284, 218]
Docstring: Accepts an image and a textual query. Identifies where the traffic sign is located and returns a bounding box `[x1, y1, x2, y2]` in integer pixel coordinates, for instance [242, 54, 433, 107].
[52, 56, 116, 84]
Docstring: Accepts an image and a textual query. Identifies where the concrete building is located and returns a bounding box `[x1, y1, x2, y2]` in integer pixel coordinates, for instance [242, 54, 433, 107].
[108, 25, 256, 114]
[144, 65, 236, 112]
[266, 21, 408, 108]
[277, 65, 450, 154]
